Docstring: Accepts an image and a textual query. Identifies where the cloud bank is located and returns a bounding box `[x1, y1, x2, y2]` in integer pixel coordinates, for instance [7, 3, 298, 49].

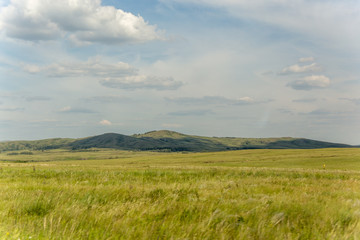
[0, 0, 161, 44]
[100, 76, 182, 90]
[287, 75, 330, 90]
[23, 58, 181, 91]
[280, 63, 322, 75]
[23, 58, 137, 77]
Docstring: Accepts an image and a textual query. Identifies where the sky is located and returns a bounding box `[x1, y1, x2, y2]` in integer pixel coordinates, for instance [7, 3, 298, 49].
[0, 0, 359, 144]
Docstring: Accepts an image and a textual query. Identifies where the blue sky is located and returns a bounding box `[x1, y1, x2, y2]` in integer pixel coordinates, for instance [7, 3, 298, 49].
[0, 0, 359, 144]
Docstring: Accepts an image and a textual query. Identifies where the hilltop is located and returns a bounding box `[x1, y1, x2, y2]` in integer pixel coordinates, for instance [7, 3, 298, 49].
[133, 130, 188, 139]
[0, 130, 353, 152]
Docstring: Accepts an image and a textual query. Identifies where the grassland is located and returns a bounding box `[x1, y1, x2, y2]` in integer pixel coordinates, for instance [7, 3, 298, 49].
[0, 148, 360, 239]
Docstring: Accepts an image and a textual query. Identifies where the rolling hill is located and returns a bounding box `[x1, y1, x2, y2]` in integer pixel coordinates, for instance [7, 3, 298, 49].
[0, 138, 74, 152]
[0, 130, 354, 152]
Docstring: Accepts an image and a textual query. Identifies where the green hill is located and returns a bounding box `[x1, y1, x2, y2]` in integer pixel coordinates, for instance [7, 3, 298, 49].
[133, 130, 188, 139]
[0, 138, 74, 152]
[70, 132, 227, 152]
[69, 133, 168, 151]
[69, 131, 352, 152]
[0, 130, 354, 152]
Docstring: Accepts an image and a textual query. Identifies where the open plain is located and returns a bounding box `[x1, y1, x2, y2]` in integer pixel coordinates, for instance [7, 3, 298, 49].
[0, 148, 360, 239]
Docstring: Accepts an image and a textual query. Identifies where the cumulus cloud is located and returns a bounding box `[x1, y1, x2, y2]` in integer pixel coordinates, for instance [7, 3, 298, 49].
[0, 0, 161, 44]
[23, 58, 137, 77]
[22, 58, 179, 91]
[100, 75, 183, 90]
[279, 63, 322, 75]
[287, 75, 330, 90]
[99, 119, 112, 126]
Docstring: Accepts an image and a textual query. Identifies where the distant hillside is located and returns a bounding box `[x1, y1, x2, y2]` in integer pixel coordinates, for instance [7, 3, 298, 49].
[70, 132, 227, 152]
[0, 130, 354, 152]
[59, 130, 357, 152]
[0, 138, 74, 152]
[69, 133, 169, 151]
[133, 130, 188, 139]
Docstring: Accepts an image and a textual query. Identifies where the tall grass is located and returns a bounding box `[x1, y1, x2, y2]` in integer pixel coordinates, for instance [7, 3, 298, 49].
[0, 148, 360, 239]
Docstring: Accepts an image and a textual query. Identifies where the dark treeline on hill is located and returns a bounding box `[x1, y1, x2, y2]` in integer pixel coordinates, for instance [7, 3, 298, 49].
[0, 130, 354, 152]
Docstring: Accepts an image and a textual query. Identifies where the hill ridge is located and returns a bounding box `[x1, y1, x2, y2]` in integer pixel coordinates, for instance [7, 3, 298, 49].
[133, 130, 188, 139]
[0, 130, 354, 152]
[0, 130, 355, 152]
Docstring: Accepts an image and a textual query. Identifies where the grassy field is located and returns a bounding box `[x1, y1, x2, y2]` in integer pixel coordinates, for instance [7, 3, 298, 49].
[0, 148, 360, 239]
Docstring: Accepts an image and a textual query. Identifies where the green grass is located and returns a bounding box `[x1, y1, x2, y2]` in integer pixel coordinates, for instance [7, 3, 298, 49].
[0, 148, 360, 239]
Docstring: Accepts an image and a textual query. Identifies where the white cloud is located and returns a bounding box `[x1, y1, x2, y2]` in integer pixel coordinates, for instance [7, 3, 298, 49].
[23, 58, 137, 77]
[0, 0, 161, 44]
[287, 75, 330, 90]
[299, 57, 315, 63]
[238, 96, 254, 103]
[280, 63, 322, 75]
[21, 58, 180, 91]
[99, 119, 112, 126]
[100, 75, 183, 90]
[59, 106, 95, 113]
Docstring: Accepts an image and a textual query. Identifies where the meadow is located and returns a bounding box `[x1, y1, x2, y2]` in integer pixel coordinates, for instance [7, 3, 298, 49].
[0, 148, 360, 239]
